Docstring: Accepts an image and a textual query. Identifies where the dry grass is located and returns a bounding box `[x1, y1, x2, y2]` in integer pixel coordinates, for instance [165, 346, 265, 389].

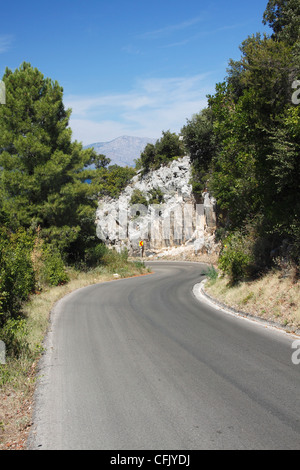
[0, 262, 151, 450]
[205, 270, 300, 333]
[0, 362, 36, 450]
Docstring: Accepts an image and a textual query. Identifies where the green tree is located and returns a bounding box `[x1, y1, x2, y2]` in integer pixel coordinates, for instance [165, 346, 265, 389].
[136, 143, 155, 174]
[88, 164, 136, 199]
[0, 62, 99, 262]
[181, 108, 216, 194]
[137, 130, 184, 174]
[204, 11, 300, 267]
[226, 33, 296, 115]
[263, 0, 300, 45]
[90, 153, 111, 169]
[207, 82, 259, 229]
[207, 32, 300, 225]
[155, 130, 184, 160]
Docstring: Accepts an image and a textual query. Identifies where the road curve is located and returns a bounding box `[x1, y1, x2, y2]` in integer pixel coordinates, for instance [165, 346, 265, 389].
[28, 261, 300, 450]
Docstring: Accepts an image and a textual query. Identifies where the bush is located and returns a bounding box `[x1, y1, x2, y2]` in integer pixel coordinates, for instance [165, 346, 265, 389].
[206, 265, 218, 283]
[129, 189, 148, 207]
[0, 229, 35, 320]
[138, 131, 184, 174]
[41, 245, 69, 286]
[0, 317, 30, 359]
[218, 232, 254, 284]
[84, 243, 109, 267]
[100, 247, 129, 272]
[148, 188, 164, 205]
[133, 260, 145, 269]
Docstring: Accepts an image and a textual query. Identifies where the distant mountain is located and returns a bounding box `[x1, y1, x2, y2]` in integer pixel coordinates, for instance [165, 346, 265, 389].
[84, 135, 157, 167]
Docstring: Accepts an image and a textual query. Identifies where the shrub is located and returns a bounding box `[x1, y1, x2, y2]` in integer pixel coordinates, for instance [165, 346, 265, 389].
[101, 247, 129, 272]
[133, 260, 145, 269]
[148, 188, 164, 205]
[139, 131, 184, 174]
[206, 265, 218, 283]
[84, 243, 109, 267]
[129, 189, 148, 207]
[218, 232, 254, 284]
[41, 245, 69, 286]
[0, 229, 35, 320]
[0, 317, 30, 359]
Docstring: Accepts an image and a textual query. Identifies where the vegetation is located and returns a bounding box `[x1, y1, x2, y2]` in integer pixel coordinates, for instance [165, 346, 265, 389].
[134, 130, 184, 174]
[129, 189, 149, 207]
[0, 62, 147, 386]
[88, 157, 136, 199]
[148, 188, 164, 205]
[0, 229, 35, 320]
[0, 253, 149, 449]
[0, 63, 98, 263]
[205, 269, 300, 331]
[181, 108, 216, 194]
[1, 0, 300, 448]
[203, 265, 218, 284]
[182, 0, 300, 283]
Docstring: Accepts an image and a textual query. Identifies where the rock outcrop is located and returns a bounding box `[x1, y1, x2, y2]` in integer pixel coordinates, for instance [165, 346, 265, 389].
[95, 156, 218, 257]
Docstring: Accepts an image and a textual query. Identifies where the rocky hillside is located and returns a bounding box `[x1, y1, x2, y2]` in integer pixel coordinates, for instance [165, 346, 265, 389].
[84, 135, 157, 167]
[96, 155, 219, 258]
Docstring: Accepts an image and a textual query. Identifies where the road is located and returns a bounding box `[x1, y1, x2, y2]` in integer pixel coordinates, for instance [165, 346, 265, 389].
[28, 261, 300, 450]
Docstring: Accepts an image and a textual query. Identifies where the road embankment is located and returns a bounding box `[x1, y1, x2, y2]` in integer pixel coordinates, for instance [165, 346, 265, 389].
[201, 271, 300, 336]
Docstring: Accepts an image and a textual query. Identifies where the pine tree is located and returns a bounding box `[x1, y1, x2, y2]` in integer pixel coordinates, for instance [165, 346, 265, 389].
[0, 62, 98, 261]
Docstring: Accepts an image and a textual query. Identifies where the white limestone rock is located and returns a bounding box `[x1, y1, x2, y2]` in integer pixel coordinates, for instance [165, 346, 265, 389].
[95, 156, 217, 256]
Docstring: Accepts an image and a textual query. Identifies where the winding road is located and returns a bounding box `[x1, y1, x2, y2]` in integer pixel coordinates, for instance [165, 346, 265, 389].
[28, 261, 300, 450]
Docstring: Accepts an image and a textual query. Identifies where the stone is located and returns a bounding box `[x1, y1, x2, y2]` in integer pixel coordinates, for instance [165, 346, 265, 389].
[95, 156, 218, 256]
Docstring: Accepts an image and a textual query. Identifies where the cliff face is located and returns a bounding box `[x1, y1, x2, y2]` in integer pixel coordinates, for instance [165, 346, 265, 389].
[95, 156, 218, 257]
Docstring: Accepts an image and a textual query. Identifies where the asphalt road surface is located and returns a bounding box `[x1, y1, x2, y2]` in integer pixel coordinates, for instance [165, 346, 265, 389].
[28, 261, 300, 450]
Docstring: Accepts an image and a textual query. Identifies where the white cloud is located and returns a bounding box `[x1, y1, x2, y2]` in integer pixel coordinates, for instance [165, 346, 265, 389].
[0, 35, 13, 53]
[65, 74, 212, 145]
[160, 21, 253, 49]
[139, 16, 205, 39]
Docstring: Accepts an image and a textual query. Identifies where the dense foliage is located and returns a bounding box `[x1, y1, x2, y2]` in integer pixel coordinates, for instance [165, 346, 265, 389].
[181, 108, 216, 195]
[0, 62, 102, 263]
[135, 130, 184, 174]
[0, 63, 137, 339]
[182, 0, 300, 282]
[88, 161, 136, 199]
[0, 228, 35, 321]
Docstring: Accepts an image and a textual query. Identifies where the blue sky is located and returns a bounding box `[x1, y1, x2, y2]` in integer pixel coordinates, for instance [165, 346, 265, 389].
[0, 0, 272, 145]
